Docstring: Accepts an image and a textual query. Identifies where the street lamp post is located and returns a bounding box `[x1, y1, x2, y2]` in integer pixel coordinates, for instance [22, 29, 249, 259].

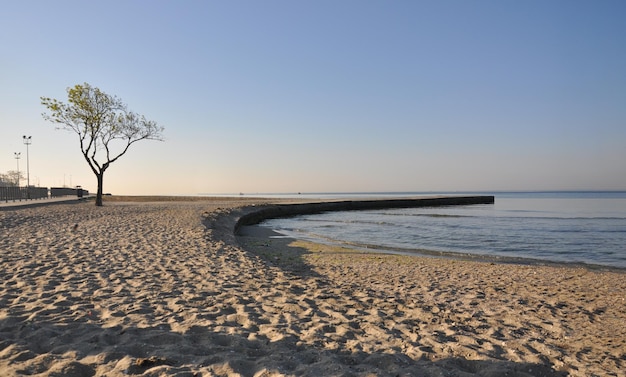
[14, 152, 21, 186]
[23, 135, 32, 198]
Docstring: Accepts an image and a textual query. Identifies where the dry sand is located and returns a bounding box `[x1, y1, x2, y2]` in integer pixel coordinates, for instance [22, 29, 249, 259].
[0, 198, 624, 376]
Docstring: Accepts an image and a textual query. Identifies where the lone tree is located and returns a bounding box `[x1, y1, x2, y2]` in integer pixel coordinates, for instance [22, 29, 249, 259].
[41, 83, 164, 206]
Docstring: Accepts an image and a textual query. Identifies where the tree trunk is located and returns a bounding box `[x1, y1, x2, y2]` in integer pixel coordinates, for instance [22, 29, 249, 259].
[95, 172, 104, 206]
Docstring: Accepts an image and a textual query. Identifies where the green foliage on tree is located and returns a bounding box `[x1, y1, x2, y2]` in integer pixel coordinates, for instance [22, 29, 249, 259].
[41, 83, 164, 206]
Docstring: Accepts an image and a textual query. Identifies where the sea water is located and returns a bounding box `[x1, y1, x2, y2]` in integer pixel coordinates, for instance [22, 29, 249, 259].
[259, 192, 626, 269]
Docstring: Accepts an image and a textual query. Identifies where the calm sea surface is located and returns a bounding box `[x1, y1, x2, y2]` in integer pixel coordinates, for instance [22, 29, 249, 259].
[259, 192, 626, 269]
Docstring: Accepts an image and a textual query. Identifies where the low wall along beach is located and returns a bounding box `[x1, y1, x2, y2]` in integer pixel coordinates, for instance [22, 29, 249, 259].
[234, 195, 495, 230]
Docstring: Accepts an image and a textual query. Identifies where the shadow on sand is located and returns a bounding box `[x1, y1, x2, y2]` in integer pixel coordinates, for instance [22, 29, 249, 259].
[0, 313, 567, 376]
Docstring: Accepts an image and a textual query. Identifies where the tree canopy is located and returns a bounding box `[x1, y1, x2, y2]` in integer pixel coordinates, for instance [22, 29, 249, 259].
[41, 83, 164, 206]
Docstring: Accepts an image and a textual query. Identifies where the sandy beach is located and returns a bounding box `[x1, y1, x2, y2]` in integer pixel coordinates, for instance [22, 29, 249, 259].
[1, 198, 624, 376]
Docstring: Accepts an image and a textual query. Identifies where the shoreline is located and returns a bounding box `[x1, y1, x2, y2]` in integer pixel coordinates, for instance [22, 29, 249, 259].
[1, 198, 624, 376]
[238, 223, 626, 273]
[228, 196, 623, 272]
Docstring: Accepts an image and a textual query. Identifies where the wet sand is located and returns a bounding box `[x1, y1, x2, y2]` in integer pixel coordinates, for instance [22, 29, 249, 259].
[0, 198, 624, 376]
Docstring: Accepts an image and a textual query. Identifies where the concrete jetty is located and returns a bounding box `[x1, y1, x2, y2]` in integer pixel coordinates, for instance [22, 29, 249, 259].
[234, 196, 495, 231]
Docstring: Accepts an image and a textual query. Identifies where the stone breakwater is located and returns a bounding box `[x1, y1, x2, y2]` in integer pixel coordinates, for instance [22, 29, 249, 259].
[233, 196, 495, 231]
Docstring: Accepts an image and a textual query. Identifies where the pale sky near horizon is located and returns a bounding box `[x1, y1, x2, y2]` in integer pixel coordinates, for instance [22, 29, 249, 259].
[1, 1, 625, 195]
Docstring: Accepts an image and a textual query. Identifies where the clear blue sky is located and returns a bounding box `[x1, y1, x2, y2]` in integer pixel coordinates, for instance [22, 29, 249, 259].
[1, 1, 625, 195]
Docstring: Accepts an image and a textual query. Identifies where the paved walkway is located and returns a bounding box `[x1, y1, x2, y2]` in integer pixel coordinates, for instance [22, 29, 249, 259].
[0, 196, 91, 210]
